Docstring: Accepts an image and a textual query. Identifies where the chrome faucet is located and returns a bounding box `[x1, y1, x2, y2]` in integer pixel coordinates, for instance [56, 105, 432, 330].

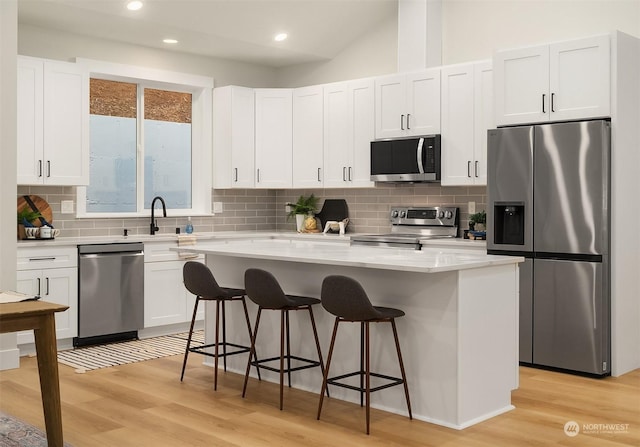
[150, 196, 167, 235]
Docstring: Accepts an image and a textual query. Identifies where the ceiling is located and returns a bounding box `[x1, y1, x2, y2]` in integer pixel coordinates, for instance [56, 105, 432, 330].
[18, 0, 398, 68]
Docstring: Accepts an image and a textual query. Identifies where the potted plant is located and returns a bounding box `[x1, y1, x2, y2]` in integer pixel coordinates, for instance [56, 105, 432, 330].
[469, 210, 487, 232]
[17, 208, 42, 240]
[287, 194, 319, 232]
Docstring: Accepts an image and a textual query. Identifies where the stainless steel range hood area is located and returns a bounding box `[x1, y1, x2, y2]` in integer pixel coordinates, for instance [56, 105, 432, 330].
[370, 135, 441, 183]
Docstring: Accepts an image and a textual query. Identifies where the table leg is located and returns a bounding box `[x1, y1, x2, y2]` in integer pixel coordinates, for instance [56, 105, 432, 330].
[33, 314, 64, 447]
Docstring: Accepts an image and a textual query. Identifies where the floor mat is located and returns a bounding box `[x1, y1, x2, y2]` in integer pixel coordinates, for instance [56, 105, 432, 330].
[57, 330, 204, 373]
[0, 411, 73, 447]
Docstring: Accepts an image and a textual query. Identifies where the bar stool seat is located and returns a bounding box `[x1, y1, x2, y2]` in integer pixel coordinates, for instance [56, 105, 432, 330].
[242, 268, 327, 410]
[317, 275, 412, 435]
[181, 261, 260, 389]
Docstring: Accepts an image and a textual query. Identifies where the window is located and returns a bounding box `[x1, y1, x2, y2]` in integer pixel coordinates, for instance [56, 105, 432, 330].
[77, 60, 212, 217]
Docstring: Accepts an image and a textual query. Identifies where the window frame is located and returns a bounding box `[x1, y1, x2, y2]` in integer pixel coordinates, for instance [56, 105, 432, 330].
[76, 59, 213, 218]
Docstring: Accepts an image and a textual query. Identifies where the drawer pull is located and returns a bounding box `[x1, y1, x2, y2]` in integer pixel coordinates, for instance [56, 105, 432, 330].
[28, 257, 56, 261]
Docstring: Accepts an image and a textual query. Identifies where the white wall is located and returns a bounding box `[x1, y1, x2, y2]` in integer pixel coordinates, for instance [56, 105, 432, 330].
[441, 0, 640, 64]
[18, 24, 279, 88]
[0, 0, 20, 370]
[275, 14, 398, 87]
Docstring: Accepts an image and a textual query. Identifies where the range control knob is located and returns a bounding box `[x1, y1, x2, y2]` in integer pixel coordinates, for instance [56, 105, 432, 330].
[437, 210, 445, 219]
[444, 210, 453, 219]
[399, 210, 406, 218]
[391, 210, 399, 218]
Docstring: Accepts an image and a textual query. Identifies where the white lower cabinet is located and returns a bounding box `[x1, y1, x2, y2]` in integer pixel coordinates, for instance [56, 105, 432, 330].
[16, 246, 78, 344]
[143, 242, 203, 328]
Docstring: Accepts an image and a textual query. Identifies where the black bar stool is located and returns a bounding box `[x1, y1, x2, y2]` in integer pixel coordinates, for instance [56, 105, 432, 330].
[317, 275, 412, 434]
[181, 261, 260, 390]
[242, 268, 327, 410]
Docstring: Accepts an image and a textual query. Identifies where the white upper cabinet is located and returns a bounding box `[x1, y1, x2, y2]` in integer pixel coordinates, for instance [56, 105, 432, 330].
[18, 56, 89, 185]
[323, 79, 375, 188]
[441, 61, 493, 186]
[375, 68, 440, 139]
[213, 85, 255, 188]
[254, 89, 293, 188]
[292, 85, 324, 188]
[494, 34, 610, 126]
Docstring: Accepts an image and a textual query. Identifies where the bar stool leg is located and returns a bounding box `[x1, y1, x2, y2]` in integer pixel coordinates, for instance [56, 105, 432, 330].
[365, 321, 371, 435]
[307, 306, 329, 397]
[181, 296, 200, 381]
[222, 300, 227, 371]
[214, 299, 221, 390]
[241, 297, 261, 381]
[243, 307, 262, 398]
[317, 317, 340, 420]
[391, 319, 412, 419]
[285, 310, 292, 388]
[360, 322, 365, 407]
[279, 309, 286, 410]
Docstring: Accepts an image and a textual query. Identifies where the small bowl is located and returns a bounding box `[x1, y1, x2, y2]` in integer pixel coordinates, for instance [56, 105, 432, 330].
[24, 227, 39, 239]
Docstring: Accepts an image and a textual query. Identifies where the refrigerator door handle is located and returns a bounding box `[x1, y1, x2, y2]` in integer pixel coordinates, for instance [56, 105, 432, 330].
[593, 273, 597, 330]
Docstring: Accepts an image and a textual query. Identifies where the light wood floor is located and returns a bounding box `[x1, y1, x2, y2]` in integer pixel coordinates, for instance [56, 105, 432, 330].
[0, 354, 638, 446]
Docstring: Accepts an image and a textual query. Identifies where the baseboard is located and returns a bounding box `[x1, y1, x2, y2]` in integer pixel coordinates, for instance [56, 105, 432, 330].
[0, 347, 20, 370]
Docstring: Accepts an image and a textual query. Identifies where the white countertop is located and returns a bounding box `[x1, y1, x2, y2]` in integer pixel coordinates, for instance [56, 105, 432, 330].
[18, 231, 487, 250]
[174, 238, 519, 274]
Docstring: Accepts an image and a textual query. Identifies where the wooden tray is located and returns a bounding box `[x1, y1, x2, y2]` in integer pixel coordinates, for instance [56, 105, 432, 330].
[17, 195, 53, 238]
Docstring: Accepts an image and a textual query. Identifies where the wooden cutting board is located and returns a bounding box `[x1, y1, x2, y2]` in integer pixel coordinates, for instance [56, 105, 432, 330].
[17, 195, 53, 227]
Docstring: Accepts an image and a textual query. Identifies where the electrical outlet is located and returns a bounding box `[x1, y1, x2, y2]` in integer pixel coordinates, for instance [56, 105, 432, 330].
[61, 200, 74, 214]
[213, 202, 223, 213]
[468, 201, 476, 214]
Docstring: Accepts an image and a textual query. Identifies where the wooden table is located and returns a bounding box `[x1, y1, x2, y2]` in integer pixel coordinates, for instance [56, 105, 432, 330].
[0, 300, 68, 447]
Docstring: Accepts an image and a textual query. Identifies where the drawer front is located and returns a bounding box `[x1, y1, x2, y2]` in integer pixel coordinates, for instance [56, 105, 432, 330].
[17, 246, 77, 270]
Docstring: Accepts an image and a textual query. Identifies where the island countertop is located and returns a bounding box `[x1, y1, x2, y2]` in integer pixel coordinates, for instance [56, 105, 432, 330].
[173, 238, 522, 273]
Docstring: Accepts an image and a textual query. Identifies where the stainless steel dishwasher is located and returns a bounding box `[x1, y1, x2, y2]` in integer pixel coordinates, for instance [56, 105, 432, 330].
[75, 242, 144, 347]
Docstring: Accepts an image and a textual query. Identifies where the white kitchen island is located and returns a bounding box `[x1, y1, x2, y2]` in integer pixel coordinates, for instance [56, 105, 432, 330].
[176, 238, 523, 430]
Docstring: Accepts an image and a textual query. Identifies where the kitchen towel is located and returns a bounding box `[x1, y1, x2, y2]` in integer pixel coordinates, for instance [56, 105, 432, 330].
[177, 234, 199, 259]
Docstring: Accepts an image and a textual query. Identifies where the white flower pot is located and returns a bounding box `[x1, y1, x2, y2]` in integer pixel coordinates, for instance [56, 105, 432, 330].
[295, 214, 305, 232]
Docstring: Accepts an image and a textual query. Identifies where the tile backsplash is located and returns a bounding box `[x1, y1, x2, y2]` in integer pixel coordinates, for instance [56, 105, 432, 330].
[17, 184, 486, 238]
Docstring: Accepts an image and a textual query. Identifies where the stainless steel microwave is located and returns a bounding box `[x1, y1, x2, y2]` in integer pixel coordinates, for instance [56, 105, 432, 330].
[370, 135, 441, 182]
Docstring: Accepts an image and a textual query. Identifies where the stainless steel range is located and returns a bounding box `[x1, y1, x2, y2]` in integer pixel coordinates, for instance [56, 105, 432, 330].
[351, 206, 459, 249]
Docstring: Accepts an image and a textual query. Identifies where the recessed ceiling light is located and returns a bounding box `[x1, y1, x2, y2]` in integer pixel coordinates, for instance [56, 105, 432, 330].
[126, 1, 143, 11]
[163, 38, 178, 44]
[274, 33, 288, 42]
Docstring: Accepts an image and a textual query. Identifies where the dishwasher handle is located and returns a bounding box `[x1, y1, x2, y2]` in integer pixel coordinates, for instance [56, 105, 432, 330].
[80, 251, 144, 259]
[78, 242, 144, 255]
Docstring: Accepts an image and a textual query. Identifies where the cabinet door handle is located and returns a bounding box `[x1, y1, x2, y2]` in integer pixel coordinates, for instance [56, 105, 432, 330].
[407, 113, 411, 129]
[342, 166, 347, 182]
[45, 277, 50, 296]
[234, 167, 238, 182]
[317, 167, 321, 182]
[28, 257, 56, 262]
[551, 93, 556, 113]
[37, 278, 41, 296]
[542, 94, 546, 113]
[467, 161, 472, 178]
[47, 160, 51, 178]
[256, 168, 260, 183]
[400, 114, 405, 130]
[348, 166, 352, 181]
[475, 161, 479, 178]
[38, 160, 43, 177]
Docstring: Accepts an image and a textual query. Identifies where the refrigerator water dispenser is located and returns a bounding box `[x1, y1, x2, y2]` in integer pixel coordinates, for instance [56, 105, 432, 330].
[494, 203, 525, 246]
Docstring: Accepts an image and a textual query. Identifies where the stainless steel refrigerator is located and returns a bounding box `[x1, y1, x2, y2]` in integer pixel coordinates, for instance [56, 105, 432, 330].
[487, 119, 610, 376]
